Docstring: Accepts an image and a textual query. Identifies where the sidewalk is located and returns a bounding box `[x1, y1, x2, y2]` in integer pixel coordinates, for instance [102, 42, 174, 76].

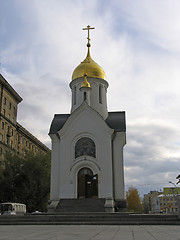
[0, 225, 179, 240]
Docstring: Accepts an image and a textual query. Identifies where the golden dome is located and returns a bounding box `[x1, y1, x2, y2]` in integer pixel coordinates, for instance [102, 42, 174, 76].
[81, 74, 91, 88]
[72, 48, 106, 81]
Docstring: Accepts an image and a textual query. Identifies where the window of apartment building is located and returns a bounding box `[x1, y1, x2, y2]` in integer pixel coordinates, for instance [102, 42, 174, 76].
[8, 113, 11, 120]
[3, 97, 6, 105]
[12, 117, 15, 123]
[6, 137, 9, 145]
[7, 126, 10, 134]
[3, 109, 5, 116]
[0, 134, 3, 141]
[11, 129, 13, 136]
[9, 102, 12, 109]
[2, 122, 4, 130]
[26, 141, 28, 147]
[0, 147, 2, 155]
[18, 135, 21, 144]
[10, 140, 13, 148]
[13, 106, 16, 115]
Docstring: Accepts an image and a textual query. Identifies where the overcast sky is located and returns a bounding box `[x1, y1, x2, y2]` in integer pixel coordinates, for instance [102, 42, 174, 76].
[1, 0, 180, 196]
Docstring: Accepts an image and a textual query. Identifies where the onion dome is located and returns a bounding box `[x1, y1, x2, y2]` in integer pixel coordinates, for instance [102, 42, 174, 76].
[72, 44, 106, 81]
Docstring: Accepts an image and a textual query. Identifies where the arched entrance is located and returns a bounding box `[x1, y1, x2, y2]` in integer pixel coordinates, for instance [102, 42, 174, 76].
[77, 168, 98, 198]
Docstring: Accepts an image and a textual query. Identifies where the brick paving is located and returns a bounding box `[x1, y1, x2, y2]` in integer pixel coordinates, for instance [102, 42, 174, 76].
[0, 225, 180, 240]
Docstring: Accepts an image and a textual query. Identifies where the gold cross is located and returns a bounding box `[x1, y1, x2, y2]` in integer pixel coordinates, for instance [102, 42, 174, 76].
[82, 25, 95, 47]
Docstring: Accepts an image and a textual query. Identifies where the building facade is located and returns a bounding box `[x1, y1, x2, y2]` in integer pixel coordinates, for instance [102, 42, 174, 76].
[0, 74, 50, 169]
[49, 26, 126, 212]
[143, 191, 162, 213]
[143, 188, 180, 214]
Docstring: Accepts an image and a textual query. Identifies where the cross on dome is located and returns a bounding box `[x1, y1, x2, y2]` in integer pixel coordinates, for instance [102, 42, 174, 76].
[82, 25, 95, 47]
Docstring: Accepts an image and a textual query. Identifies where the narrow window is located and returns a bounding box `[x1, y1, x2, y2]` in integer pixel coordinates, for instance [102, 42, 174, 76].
[84, 92, 87, 101]
[0, 147, 2, 155]
[13, 106, 16, 115]
[99, 85, 102, 104]
[4, 97, 6, 105]
[0, 134, 3, 141]
[73, 86, 76, 105]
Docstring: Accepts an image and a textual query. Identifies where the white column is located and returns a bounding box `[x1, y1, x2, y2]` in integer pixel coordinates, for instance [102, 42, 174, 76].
[49, 134, 60, 201]
[112, 132, 126, 200]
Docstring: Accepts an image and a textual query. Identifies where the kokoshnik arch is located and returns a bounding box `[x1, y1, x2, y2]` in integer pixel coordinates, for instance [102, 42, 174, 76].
[48, 25, 126, 212]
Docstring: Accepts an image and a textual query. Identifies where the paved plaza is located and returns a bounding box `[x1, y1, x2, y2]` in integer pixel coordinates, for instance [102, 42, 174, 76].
[0, 225, 180, 240]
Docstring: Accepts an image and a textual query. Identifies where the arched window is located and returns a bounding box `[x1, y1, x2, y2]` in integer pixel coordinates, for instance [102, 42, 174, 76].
[84, 92, 87, 101]
[73, 86, 76, 105]
[99, 85, 102, 104]
[75, 137, 96, 158]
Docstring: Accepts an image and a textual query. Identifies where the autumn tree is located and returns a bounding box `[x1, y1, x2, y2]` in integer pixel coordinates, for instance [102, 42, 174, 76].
[126, 187, 142, 212]
[0, 151, 51, 212]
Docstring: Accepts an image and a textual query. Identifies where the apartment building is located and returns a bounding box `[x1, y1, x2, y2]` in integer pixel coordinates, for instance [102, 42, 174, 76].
[0, 74, 50, 168]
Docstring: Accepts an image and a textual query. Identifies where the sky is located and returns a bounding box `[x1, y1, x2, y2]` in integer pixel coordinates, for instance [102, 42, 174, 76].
[0, 0, 180, 197]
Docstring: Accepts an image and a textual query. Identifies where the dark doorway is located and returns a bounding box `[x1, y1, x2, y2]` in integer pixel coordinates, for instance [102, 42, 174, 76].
[78, 168, 98, 198]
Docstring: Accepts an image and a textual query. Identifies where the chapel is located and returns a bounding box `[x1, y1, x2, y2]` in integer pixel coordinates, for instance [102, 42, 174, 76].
[48, 26, 126, 212]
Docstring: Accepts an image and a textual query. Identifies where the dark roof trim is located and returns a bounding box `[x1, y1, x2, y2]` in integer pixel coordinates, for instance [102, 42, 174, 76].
[49, 111, 126, 135]
[106, 111, 126, 132]
[0, 74, 22, 103]
[49, 114, 70, 134]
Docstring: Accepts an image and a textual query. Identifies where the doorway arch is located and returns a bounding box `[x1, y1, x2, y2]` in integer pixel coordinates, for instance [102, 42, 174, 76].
[77, 167, 98, 198]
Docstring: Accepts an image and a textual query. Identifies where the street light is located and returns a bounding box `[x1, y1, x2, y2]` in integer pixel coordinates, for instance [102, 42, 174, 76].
[169, 181, 176, 188]
[176, 175, 180, 184]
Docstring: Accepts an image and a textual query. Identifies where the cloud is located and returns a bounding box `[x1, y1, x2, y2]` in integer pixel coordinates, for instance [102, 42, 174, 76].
[124, 118, 180, 195]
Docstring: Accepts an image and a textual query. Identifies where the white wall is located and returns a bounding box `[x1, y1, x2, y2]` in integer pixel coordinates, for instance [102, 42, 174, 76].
[50, 103, 115, 200]
[70, 77, 108, 119]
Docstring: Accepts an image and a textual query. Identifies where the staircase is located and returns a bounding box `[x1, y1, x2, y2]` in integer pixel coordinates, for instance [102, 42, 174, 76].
[56, 198, 106, 212]
[0, 213, 179, 225]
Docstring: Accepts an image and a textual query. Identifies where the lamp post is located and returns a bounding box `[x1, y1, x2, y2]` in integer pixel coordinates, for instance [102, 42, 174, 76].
[169, 181, 180, 219]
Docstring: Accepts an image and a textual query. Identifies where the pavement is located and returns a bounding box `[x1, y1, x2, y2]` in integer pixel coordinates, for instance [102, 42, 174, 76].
[0, 225, 180, 240]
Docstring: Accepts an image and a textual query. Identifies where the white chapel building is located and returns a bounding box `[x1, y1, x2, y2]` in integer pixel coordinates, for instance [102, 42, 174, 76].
[48, 26, 126, 212]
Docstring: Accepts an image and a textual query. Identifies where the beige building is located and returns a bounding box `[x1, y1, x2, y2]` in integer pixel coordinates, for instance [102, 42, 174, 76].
[143, 188, 180, 214]
[157, 194, 178, 214]
[143, 191, 162, 213]
[0, 74, 50, 169]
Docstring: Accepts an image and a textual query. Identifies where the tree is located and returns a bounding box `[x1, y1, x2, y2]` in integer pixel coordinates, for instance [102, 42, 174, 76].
[126, 187, 142, 212]
[0, 151, 51, 212]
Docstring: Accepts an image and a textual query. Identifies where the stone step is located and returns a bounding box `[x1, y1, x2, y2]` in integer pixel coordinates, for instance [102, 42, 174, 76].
[0, 213, 179, 225]
[56, 198, 106, 212]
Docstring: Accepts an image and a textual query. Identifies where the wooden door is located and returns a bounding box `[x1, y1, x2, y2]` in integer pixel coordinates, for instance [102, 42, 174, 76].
[78, 168, 98, 198]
